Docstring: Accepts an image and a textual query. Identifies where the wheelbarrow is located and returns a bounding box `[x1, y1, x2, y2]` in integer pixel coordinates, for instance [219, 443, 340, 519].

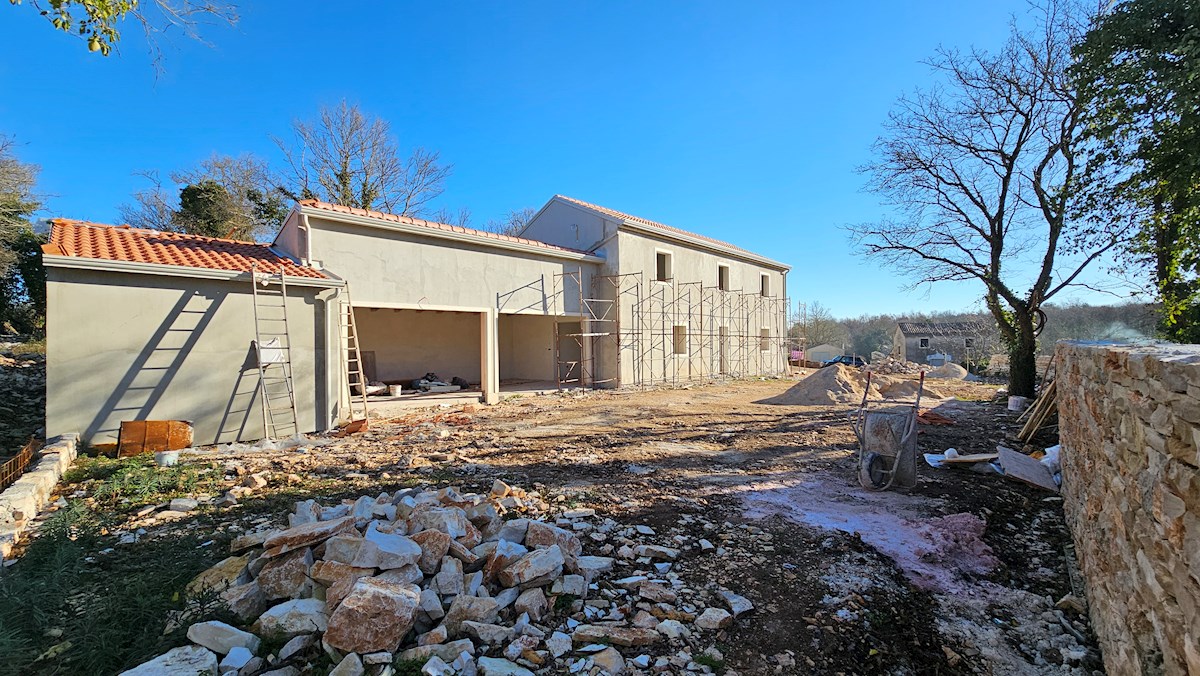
[853, 371, 924, 491]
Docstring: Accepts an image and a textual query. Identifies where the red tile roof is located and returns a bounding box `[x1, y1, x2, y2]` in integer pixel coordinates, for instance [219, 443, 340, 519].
[298, 200, 594, 256]
[45, 219, 329, 279]
[553, 195, 761, 259]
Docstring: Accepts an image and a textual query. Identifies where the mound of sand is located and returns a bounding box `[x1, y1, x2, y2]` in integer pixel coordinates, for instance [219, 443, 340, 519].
[762, 364, 878, 405]
[927, 362, 968, 380]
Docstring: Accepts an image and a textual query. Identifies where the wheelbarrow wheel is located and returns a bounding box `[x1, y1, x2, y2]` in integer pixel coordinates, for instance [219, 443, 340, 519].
[862, 452, 894, 489]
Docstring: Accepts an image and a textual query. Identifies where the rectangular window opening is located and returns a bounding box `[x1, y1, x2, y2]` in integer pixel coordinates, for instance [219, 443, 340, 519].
[656, 251, 673, 282]
[673, 325, 688, 354]
[760, 328, 770, 352]
[718, 265, 730, 291]
[965, 337, 975, 348]
[919, 338, 930, 348]
[760, 273, 770, 297]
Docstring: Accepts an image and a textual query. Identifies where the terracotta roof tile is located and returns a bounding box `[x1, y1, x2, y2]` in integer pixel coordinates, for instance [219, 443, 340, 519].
[554, 195, 760, 258]
[298, 200, 594, 256]
[47, 219, 328, 279]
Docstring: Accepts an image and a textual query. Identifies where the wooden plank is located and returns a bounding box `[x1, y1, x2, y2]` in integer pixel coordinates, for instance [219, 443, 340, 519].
[118, 420, 195, 456]
[998, 446, 1059, 492]
[940, 453, 999, 464]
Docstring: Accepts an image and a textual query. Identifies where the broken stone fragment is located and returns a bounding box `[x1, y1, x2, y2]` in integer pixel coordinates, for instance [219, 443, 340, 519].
[256, 547, 313, 601]
[419, 588, 446, 620]
[513, 587, 548, 621]
[591, 646, 626, 675]
[498, 545, 564, 588]
[277, 634, 315, 661]
[263, 516, 356, 556]
[483, 540, 528, 584]
[118, 645, 218, 676]
[462, 620, 514, 645]
[169, 497, 199, 512]
[546, 631, 572, 657]
[443, 595, 499, 636]
[410, 506, 469, 538]
[323, 578, 420, 654]
[524, 522, 582, 570]
[410, 530, 453, 574]
[718, 590, 754, 617]
[694, 607, 733, 630]
[418, 623, 448, 645]
[434, 556, 465, 596]
[251, 598, 328, 637]
[396, 638, 475, 664]
[328, 652, 364, 676]
[496, 518, 529, 544]
[373, 564, 423, 586]
[185, 554, 252, 596]
[638, 582, 676, 604]
[571, 624, 660, 647]
[310, 560, 375, 609]
[220, 581, 267, 622]
[360, 522, 421, 570]
[492, 587, 519, 611]
[322, 533, 366, 564]
[186, 620, 260, 655]
[655, 619, 690, 639]
[634, 544, 680, 561]
[230, 530, 276, 553]
[476, 656, 534, 676]
[503, 634, 539, 661]
[577, 555, 615, 581]
[421, 655, 454, 676]
[218, 645, 252, 672]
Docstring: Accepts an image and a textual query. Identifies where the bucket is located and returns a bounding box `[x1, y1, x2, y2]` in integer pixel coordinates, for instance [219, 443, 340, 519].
[153, 450, 180, 467]
[388, 385, 402, 397]
[1007, 396, 1031, 412]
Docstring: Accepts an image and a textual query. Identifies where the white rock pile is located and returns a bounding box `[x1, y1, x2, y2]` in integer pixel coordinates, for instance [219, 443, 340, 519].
[120, 480, 754, 676]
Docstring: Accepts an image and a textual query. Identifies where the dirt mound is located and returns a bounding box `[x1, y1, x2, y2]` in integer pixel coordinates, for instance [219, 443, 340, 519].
[927, 363, 968, 380]
[878, 379, 947, 400]
[761, 364, 876, 405]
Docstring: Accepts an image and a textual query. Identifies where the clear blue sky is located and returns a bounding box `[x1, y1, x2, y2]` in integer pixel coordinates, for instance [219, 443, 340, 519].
[0, 1, 1125, 317]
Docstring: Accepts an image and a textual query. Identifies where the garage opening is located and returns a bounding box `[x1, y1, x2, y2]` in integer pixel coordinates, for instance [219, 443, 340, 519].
[499, 313, 559, 394]
[353, 308, 483, 409]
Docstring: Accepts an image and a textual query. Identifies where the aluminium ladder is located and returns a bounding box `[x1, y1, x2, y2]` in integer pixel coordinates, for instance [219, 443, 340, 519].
[339, 283, 370, 430]
[250, 263, 301, 439]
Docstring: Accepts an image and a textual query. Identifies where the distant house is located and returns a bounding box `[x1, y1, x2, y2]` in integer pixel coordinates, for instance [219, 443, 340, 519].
[892, 321, 989, 364]
[805, 343, 841, 364]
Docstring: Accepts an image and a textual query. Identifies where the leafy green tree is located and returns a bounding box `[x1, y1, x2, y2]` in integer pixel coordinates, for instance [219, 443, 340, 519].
[0, 136, 44, 333]
[9, 0, 236, 57]
[121, 154, 289, 241]
[1072, 0, 1200, 341]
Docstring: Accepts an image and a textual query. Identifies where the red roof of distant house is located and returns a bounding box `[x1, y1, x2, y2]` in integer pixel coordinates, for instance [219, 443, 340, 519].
[298, 199, 594, 256]
[44, 219, 329, 279]
[553, 195, 769, 261]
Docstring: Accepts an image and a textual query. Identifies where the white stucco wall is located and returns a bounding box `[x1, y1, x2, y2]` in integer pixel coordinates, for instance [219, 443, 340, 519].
[45, 268, 334, 445]
[498, 314, 557, 382]
[354, 308, 482, 384]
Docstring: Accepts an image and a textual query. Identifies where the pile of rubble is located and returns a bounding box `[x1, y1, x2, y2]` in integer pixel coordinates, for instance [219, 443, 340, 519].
[864, 357, 924, 375]
[122, 480, 753, 676]
[0, 344, 46, 455]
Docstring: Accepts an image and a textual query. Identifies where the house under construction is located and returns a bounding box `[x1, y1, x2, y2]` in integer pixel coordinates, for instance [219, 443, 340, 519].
[41, 195, 790, 445]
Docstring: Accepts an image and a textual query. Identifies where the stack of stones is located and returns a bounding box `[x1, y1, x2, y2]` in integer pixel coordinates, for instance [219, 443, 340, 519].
[120, 480, 753, 676]
[1056, 342, 1200, 675]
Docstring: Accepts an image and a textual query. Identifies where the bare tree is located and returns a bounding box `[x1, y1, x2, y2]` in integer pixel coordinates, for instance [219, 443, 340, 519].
[485, 207, 537, 236]
[849, 3, 1127, 396]
[429, 206, 473, 228]
[275, 101, 452, 217]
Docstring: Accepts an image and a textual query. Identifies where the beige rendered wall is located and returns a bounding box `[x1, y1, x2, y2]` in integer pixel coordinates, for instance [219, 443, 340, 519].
[301, 216, 598, 316]
[354, 308, 482, 384]
[45, 268, 334, 445]
[498, 313, 557, 382]
[520, 200, 619, 259]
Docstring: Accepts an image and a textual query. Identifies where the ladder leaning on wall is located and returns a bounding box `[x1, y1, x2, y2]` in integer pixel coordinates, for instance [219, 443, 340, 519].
[338, 283, 370, 431]
[250, 263, 301, 439]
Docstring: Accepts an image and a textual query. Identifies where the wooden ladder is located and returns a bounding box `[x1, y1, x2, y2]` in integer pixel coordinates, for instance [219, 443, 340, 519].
[339, 284, 370, 430]
[250, 263, 300, 439]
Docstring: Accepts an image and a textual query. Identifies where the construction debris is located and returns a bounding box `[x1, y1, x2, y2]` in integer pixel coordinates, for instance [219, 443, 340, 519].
[122, 481, 755, 675]
[1017, 380, 1058, 442]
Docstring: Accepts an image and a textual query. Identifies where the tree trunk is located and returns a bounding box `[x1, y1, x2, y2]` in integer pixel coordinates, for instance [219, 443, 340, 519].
[1008, 313, 1038, 398]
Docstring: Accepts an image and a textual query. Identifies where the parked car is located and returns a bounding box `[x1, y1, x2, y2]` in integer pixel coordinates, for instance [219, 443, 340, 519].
[821, 355, 867, 368]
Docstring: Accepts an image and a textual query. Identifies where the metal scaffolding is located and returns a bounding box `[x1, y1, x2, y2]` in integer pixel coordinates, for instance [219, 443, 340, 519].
[551, 269, 789, 390]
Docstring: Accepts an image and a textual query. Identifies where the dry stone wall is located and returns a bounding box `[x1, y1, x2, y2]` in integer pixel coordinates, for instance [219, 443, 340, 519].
[1056, 342, 1200, 675]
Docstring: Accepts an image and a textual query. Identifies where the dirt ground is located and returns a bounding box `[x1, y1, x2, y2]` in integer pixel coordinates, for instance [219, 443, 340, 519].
[5, 373, 1101, 675]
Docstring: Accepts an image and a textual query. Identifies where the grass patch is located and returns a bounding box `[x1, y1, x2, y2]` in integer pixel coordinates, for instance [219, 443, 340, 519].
[553, 593, 578, 613]
[392, 657, 427, 675]
[695, 653, 727, 673]
[64, 456, 219, 511]
[0, 499, 228, 675]
[8, 338, 45, 356]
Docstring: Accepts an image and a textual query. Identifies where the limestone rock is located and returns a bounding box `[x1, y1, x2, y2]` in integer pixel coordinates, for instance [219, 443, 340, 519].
[525, 522, 582, 570]
[411, 530, 452, 574]
[186, 554, 251, 595]
[396, 638, 475, 664]
[324, 578, 421, 654]
[220, 581, 268, 622]
[256, 547, 313, 600]
[263, 516, 356, 556]
[186, 620, 260, 655]
[323, 534, 367, 564]
[252, 598, 328, 637]
[329, 652, 364, 676]
[571, 624, 660, 647]
[513, 588, 547, 621]
[411, 506, 469, 538]
[219, 646, 253, 672]
[634, 544, 679, 561]
[592, 646, 626, 675]
[444, 595, 499, 636]
[435, 556, 465, 596]
[118, 645, 218, 675]
[483, 540, 528, 584]
[310, 560, 375, 609]
[498, 545, 564, 587]
[462, 620, 514, 645]
[695, 607, 733, 630]
[359, 522, 421, 570]
[718, 590, 754, 617]
[477, 657, 534, 676]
